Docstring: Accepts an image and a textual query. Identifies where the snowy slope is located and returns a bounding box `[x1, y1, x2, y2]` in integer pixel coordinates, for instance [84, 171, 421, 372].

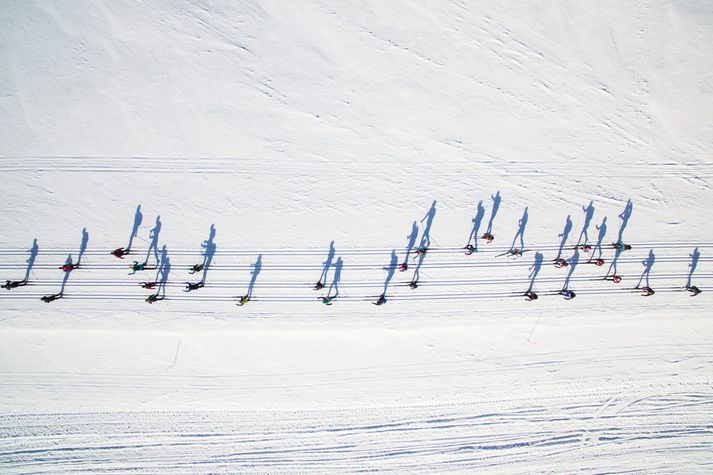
[1, 0, 712, 472]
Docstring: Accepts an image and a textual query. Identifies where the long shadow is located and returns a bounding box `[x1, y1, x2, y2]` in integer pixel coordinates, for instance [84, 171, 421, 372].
[42, 254, 73, 302]
[526, 252, 544, 294]
[687, 247, 700, 288]
[201, 243, 216, 285]
[485, 191, 501, 236]
[5, 239, 39, 290]
[509, 207, 529, 253]
[591, 217, 608, 262]
[127, 205, 143, 251]
[77, 227, 89, 267]
[247, 255, 263, 299]
[316, 240, 336, 288]
[561, 249, 580, 292]
[144, 215, 162, 267]
[554, 215, 573, 261]
[606, 246, 623, 280]
[466, 200, 485, 250]
[23, 239, 39, 282]
[410, 248, 427, 288]
[616, 199, 633, 244]
[400, 222, 418, 270]
[636, 249, 655, 288]
[326, 256, 343, 300]
[147, 246, 171, 303]
[375, 250, 398, 305]
[197, 224, 217, 285]
[577, 201, 595, 247]
[418, 200, 437, 250]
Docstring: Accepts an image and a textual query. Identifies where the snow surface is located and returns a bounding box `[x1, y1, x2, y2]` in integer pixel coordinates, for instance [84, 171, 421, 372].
[1, 0, 712, 472]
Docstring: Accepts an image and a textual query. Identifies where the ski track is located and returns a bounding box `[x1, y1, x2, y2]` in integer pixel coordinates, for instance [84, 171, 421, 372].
[1, 383, 712, 473]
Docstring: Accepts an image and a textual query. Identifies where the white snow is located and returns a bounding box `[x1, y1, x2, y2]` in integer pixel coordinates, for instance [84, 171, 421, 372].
[1, 0, 712, 472]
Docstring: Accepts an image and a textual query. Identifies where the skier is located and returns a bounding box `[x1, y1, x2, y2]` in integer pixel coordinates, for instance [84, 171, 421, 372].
[129, 261, 146, 275]
[413, 246, 427, 256]
[685, 285, 702, 296]
[60, 262, 79, 272]
[237, 295, 251, 306]
[2, 279, 28, 290]
[189, 263, 204, 274]
[140, 281, 157, 289]
[560, 289, 576, 300]
[612, 242, 632, 252]
[554, 258, 568, 268]
[145, 293, 164, 304]
[111, 248, 129, 259]
[41, 292, 63, 303]
[320, 296, 334, 305]
[640, 286, 655, 296]
[373, 294, 387, 306]
[464, 244, 476, 256]
[184, 281, 204, 292]
[524, 290, 538, 301]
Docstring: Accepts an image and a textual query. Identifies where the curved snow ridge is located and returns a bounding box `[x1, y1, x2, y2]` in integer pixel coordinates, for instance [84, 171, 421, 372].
[1, 381, 711, 473]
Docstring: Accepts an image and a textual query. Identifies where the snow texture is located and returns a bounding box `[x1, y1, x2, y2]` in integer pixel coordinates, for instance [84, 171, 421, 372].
[1, 0, 712, 472]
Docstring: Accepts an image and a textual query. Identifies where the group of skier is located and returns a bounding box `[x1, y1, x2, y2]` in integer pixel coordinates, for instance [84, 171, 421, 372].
[2, 198, 705, 305]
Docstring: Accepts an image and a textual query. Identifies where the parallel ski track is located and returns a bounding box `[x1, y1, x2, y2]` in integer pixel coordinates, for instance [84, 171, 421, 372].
[1, 156, 712, 178]
[1, 383, 711, 473]
[0, 240, 711, 257]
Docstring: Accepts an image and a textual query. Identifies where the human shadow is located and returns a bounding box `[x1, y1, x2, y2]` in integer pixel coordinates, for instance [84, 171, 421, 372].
[465, 200, 485, 253]
[375, 250, 398, 305]
[687, 247, 700, 288]
[508, 207, 529, 253]
[42, 254, 73, 302]
[127, 205, 143, 251]
[3, 239, 38, 290]
[188, 224, 217, 287]
[418, 200, 437, 251]
[605, 246, 624, 282]
[484, 191, 501, 239]
[147, 246, 171, 304]
[326, 256, 343, 300]
[76, 227, 89, 267]
[238, 254, 263, 305]
[410, 247, 427, 289]
[144, 215, 162, 267]
[554, 215, 573, 261]
[112, 205, 143, 259]
[635, 249, 655, 289]
[577, 201, 595, 247]
[616, 199, 633, 245]
[399, 222, 418, 271]
[526, 252, 544, 298]
[590, 217, 608, 263]
[561, 249, 580, 292]
[314, 240, 336, 289]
